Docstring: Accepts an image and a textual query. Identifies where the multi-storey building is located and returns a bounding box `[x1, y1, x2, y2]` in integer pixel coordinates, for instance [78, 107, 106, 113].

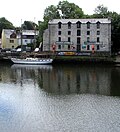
[1, 29, 38, 50]
[43, 18, 111, 53]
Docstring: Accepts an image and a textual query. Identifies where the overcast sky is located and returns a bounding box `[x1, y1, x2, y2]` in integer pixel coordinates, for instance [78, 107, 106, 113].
[0, 0, 120, 27]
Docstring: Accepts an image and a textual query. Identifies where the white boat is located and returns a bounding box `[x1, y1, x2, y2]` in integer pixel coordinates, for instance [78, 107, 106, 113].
[11, 57, 53, 65]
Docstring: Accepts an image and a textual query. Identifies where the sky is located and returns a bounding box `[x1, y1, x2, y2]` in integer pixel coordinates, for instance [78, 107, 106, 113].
[0, 0, 120, 27]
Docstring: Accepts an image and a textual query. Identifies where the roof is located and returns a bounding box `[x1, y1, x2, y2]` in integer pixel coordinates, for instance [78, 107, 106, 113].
[49, 18, 111, 24]
[2, 29, 39, 38]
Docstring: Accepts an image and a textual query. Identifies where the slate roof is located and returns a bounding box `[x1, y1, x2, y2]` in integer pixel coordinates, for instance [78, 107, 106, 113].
[49, 18, 111, 24]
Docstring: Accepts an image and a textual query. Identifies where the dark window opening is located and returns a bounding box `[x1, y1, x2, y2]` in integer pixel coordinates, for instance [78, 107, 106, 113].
[97, 37, 100, 42]
[87, 31, 90, 35]
[87, 22, 90, 29]
[77, 37, 81, 44]
[77, 30, 81, 36]
[58, 31, 61, 35]
[58, 22, 62, 29]
[68, 22, 71, 29]
[68, 31, 71, 35]
[97, 22, 100, 29]
[58, 37, 61, 42]
[68, 37, 71, 42]
[76, 21, 81, 28]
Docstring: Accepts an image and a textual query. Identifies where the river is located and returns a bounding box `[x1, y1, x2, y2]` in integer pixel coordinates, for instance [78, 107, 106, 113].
[0, 63, 120, 132]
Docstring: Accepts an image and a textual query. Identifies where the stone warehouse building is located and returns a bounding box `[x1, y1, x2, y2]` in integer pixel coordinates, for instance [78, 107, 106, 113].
[43, 18, 111, 53]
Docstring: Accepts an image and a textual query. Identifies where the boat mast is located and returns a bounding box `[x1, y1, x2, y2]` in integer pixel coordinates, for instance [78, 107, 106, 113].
[21, 19, 23, 51]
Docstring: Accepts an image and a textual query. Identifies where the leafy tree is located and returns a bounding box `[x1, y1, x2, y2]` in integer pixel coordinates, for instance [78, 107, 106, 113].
[0, 17, 15, 37]
[93, 5, 109, 18]
[57, 0, 84, 19]
[21, 21, 38, 30]
[43, 5, 60, 22]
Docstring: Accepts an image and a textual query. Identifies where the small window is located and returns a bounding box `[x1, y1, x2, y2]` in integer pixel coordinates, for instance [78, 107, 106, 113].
[58, 37, 61, 42]
[87, 31, 90, 35]
[76, 21, 81, 28]
[97, 45, 100, 50]
[68, 37, 71, 42]
[68, 31, 71, 35]
[77, 30, 81, 36]
[58, 45, 61, 49]
[68, 45, 70, 50]
[87, 22, 90, 29]
[58, 31, 61, 35]
[87, 37, 90, 42]
[10, 40, 14, 43]
[68, 22, 71, 29]
[97, 37, 100, 42]
[77, 37, 81, 44]
[87, 45, 90, 50]
[97, 22, 100, 29]
[25, 40, 27, 42]
[97, 31, 100, 35]
[58, 22, 62, 29]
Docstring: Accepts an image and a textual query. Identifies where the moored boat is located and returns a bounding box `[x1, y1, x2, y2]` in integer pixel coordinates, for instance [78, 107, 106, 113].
[11, 57, 53, 65]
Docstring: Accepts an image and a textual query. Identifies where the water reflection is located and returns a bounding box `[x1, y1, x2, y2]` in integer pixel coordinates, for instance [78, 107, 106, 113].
[0, 63, 120, 132]
[0, 63, 119, 96]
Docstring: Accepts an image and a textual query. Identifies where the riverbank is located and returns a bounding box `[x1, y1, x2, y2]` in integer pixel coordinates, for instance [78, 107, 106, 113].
[0, 52, 118, 64]
[53, 55, 115, 64]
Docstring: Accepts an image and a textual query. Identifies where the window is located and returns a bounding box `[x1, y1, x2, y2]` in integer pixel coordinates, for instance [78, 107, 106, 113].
[76, 21, 81, 28]
[87, 22, 90, 29]
[97, 22, 100, 29]
[10, 33, 16, 38]
[10, 40, 14, 43]
[87, 45, 90, 50]
[97, 45, 100, 50]
[58, 37, 61, 42]
[68, 37, 71, 42]
[77, 30, 81, 36]
[68, 45, 70, 50]
[58, 22, 62, 29]
[87, 37, 90, 42]
[58, 45, 61, 49]
[68, 31, 71, 35]
[77, 37, 81, 44]
[25, 40, 27, 42]
[68, 22, 71, 29]
[97, 37, 100, 42]
[97, 31, 100, 35]
[58, 31, 61, 35]
[87, 31, 90, 35]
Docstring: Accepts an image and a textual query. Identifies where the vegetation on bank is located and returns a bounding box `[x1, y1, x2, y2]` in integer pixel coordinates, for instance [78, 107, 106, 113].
[54, 55, 115, 63]
[1, 0, 120, 53]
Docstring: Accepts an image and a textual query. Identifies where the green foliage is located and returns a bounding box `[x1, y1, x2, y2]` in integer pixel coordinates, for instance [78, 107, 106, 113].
[21, 21, 38, 30]
[93, 5, 109, 18]
[57, 0, 84, 19]
[0, 17, 15, 37]
[44, 5, 60, 22]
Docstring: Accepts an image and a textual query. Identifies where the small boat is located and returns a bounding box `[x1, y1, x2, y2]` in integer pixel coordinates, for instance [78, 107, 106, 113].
[11, 57, 53, 65]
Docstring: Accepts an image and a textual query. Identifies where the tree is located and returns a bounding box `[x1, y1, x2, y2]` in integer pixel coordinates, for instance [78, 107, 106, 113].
[57, 0, 84, 19]
[92, 5, 109, 18]
[21, 21, 38, 30]
[43, 5, 60, 22]
[0, 17, 15, 38]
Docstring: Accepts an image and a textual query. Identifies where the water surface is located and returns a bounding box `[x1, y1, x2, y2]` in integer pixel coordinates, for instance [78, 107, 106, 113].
[0, 63, 120, 132]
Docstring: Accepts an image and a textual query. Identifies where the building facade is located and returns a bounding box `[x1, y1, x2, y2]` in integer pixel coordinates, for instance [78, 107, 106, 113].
[1, 29, 38, 50]
[43, 18, 111, 53]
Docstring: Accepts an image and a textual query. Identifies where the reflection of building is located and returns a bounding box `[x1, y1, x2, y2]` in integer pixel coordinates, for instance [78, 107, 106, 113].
[41, 66, 111, 96]
[43, 18, 111, 53]
[1, 29, 39, 49]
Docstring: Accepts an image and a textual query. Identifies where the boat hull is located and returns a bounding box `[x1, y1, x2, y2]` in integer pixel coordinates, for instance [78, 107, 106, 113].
[11, 58, 53, 65]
